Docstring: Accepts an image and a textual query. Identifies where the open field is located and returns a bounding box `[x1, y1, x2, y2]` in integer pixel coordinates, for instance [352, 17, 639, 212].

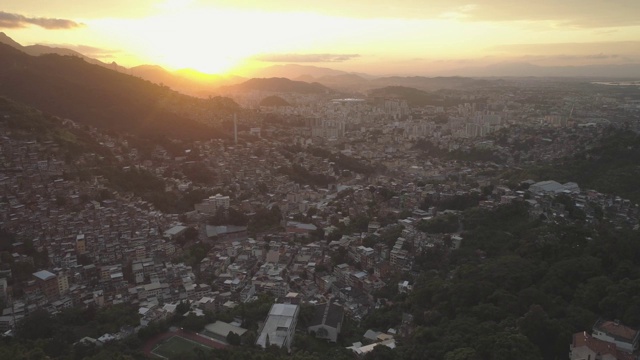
[151, 335, 214, 359]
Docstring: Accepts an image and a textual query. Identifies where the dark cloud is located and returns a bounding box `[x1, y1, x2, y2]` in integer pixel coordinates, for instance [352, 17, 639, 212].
[254, 53, 360, 63]
[0, 11, 83, 29]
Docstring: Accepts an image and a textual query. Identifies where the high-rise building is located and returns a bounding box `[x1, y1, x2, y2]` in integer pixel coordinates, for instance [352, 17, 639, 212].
[33, 270, 58, 299]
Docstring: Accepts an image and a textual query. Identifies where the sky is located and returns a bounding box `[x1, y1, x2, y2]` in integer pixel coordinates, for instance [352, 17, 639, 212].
[2, 0, 640, 76]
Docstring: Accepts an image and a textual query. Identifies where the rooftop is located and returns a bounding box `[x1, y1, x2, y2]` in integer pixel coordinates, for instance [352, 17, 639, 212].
[33, 270, 56, 281]
[594, 319, 640, 342]
[310, 302, 344, 329]
[256, 303, 299, 349]
[204, 321, 247, 338]
[572, 332, 635, 360]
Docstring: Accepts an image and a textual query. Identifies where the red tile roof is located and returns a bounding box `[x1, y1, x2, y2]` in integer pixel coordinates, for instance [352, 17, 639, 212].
[596, 320, 639, 342]
[572, 332, 635, 360]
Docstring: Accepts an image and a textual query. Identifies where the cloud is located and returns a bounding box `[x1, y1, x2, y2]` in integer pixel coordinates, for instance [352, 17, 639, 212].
[490, 42, 640, 58]
[0, 11, 83, 29]
[211, 0, 640, 28]
[254, 53, 361, 63]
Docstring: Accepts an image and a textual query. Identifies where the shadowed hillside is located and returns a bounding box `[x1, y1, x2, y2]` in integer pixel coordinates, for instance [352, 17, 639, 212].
[0, 43, 238, 140]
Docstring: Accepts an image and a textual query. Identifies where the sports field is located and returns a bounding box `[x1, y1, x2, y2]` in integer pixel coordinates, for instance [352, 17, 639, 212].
[151, 335, 214, 359]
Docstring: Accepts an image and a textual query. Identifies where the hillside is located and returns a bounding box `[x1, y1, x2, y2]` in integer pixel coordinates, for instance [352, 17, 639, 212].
[504, 129, 640, 203]
[250, 64, 349, 79]
[259, 95, 291, 107]
[0, 31, 126, 71]
[0, 43, 237, 139]
[368, 86, 461, 107]
[219, 77, 335, 94]
[129, 65, 245, 97]
[0, 96, 110, 159]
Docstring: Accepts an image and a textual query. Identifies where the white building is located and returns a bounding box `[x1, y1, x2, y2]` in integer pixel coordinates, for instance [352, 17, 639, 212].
[256, 303, 299, 352]
[195, 194, 230, 215]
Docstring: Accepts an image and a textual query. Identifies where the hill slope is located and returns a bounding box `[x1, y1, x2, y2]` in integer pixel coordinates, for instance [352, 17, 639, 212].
[0, 43, 237, 139]
[219, 77, 335, 94]
[505, 129, 640, 202]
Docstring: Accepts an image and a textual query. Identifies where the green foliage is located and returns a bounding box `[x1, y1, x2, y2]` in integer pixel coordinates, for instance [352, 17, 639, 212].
[417, 213, 459, 234]
[505, 129, 640, 203]
[248, 206, 282, 233]
[277, 163, 336, 187]
[421, 193, 480, 212]
[226, 331, 241, 346]
[228, 294, 275, 331]
[0, 50, 232, 140]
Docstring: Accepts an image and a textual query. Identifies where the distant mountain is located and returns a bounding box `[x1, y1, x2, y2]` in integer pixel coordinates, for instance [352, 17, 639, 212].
[369, 76, 492, 91]
[442, 62, 640, 79]
[219, 77, 336, 94]
[0, 32, 246, 97]
[250, 64, 350, 79]
[259, 95, 291, 107]
[313, 74, 371, 92]
[129, 65, 245, 97]
[368, 86, 447, 106]
[0, 32, 126, 71]
[0, 43, 237, 139]
[295, 72, 492, 93]
[0, 32, 23, 49]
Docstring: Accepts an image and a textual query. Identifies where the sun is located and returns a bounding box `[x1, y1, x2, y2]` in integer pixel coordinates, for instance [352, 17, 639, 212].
[160, 48, 240, 75]
[96, 5, 362, 75]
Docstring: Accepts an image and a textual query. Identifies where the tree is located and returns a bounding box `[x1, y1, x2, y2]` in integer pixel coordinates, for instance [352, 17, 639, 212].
[181, 313, 207, 332]
[184, 227, 199, 242]
[226, 331, 241, 345]
[363, 344, 395, 360]
[444, 348, 481, 360]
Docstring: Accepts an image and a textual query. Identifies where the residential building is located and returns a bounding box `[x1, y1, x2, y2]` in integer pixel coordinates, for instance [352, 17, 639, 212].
[570, 331, 635, 360]
[33, 270, 58, 299]
[592, 319, 640, 354]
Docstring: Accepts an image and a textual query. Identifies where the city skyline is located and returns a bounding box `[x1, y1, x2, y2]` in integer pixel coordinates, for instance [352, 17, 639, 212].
[2, 0, 640, 76]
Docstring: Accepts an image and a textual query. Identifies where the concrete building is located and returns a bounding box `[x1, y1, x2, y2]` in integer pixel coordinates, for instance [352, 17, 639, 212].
[195, 194, 230, 215]
[592, 319, 640, 354]
[256, 303, 299, 352]
[570, 331, 635, 360]
[33, 270, 58, 299]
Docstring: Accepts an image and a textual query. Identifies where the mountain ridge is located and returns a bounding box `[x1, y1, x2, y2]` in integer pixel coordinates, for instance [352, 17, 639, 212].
[0, 42, 237, 139]
[219, 77, 336, 94]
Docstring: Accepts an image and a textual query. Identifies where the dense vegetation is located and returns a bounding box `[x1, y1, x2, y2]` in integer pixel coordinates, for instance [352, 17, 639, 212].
[363, 201, 640, 360]
[504, 128, 640, 202]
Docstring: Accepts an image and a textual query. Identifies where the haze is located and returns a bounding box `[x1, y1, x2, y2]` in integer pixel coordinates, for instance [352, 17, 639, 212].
[2, 0, 640, 76]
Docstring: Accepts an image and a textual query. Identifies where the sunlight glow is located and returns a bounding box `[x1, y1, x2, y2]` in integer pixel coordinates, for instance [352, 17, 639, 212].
[72, 2, 640, 76]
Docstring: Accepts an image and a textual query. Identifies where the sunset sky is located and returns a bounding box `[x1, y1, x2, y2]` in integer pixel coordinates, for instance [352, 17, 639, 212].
[2, 0, 640, 76]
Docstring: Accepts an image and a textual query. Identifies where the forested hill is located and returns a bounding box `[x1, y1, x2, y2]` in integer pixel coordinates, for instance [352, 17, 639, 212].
[362, 201, 640, 360]
[220, 77, 335, 94]
[0, 43, 237, 140]
[505, 128, 640, 203]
